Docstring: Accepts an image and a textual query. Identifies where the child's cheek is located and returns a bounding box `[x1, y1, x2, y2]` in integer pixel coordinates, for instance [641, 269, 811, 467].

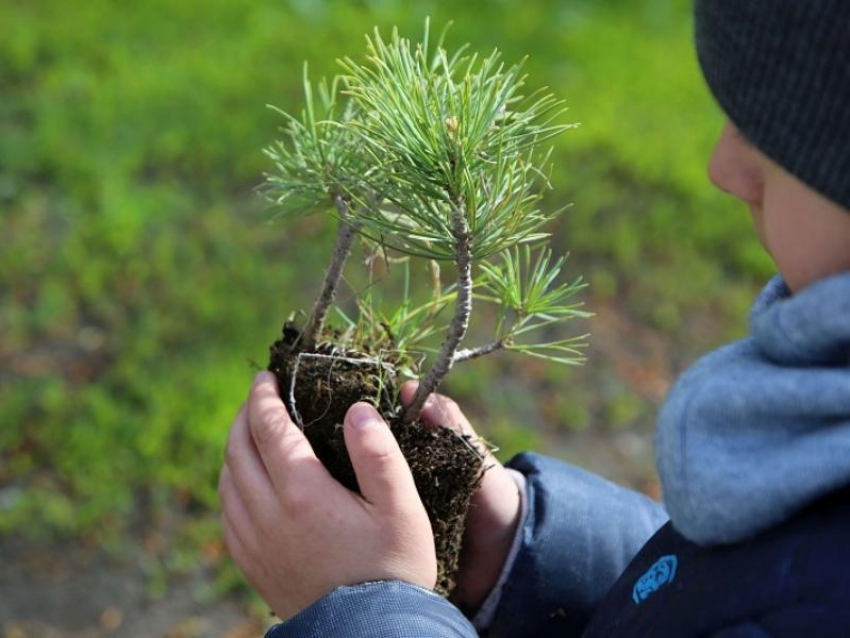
[749, 205, 769, 254]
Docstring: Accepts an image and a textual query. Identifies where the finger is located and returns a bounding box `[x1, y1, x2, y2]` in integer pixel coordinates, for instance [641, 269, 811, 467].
[247, 371, 325, 490]
[402, 381, 474, 436]
[344, 402, 419, 512]
[400, 380, 459, 430]
[401, 381, 452, 428]
[221, 509, 255, 577]
[401, 382, 492, 461]
[218, 465, 259, 549]
[400, 380, 420, 408]
[424, 395, 466, 433]
[224, 403, 275, 512]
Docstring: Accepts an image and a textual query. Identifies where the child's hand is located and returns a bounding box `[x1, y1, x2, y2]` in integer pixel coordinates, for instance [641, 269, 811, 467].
[219, 372, 437, 620]
[401, 382, 522, 614]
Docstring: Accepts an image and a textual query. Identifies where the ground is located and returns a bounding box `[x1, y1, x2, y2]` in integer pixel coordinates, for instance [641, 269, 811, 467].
[0, 538, 264, 638]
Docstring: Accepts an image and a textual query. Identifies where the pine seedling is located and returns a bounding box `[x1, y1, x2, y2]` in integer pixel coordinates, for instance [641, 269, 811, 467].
[264, 19, 588, 423]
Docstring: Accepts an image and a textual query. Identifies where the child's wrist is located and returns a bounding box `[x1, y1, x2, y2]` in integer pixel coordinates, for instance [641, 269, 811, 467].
[451, 463, 523, 611]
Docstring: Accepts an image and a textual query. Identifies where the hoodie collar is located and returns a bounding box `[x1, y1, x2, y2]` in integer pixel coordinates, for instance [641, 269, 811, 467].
[657, 271, 850, 546]
[751, 273, 850, 367]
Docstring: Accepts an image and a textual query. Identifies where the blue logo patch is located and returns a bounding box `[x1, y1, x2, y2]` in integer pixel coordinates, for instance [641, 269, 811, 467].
[632, 554, 678, 604]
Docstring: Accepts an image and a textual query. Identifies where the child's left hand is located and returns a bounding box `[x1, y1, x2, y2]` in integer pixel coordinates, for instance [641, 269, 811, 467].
[218, 371, 437, 620]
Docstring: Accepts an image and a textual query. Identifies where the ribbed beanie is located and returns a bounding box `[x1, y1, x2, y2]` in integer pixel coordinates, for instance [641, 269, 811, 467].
[694, 0, 850, 211]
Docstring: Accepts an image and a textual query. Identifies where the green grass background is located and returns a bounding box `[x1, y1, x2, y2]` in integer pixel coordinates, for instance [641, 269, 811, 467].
[1, 0, 773, 601]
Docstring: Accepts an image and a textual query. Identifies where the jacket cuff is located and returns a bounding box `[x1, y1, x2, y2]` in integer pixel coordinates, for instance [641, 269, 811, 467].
[265, 580, 476, 638]
[485, 452, 668, 637]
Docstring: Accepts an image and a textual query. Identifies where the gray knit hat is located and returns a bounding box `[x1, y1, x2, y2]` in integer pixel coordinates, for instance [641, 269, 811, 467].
[694, 0, 850, 210]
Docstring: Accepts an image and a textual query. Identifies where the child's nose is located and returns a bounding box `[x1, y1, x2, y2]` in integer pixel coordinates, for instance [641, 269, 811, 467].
[708, 122, 764, 207]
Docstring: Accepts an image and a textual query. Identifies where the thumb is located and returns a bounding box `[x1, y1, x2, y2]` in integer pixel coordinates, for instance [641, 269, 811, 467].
[344, 402, 419, 512]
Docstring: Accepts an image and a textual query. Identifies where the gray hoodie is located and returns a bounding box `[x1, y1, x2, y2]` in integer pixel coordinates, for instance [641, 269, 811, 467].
[657, 272, 850, 545]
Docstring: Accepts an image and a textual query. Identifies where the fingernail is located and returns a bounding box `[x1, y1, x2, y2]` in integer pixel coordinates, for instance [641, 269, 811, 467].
[348, 403, 384, 429]
[255, 371, 275, 385]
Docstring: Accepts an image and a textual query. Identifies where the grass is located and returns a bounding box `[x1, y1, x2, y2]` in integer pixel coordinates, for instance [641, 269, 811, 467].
[1, 0, 772, 596]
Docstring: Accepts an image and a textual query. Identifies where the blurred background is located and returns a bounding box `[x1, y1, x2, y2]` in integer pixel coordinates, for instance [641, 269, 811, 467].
[0, 0, 774, 635]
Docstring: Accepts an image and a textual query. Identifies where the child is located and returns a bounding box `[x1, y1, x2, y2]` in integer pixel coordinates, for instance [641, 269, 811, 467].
[218, 1, 850, 635]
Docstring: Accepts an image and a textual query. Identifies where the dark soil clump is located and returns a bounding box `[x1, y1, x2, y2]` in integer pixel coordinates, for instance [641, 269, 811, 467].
[268, 323, 484, 595]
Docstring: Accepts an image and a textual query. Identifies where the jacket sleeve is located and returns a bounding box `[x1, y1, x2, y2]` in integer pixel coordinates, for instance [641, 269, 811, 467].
[484, 452, 668, 637]
[264, 581, 476, 637]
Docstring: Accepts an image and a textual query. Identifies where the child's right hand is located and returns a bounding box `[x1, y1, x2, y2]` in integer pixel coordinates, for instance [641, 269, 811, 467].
[401, 382, 522, 614]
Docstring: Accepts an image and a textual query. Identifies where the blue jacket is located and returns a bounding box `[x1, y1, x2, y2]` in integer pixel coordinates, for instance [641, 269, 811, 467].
[266, 272, 850, 637]
[583, 485, 850, 637]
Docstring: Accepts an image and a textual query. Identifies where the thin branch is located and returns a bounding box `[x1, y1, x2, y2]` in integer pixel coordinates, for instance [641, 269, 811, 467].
[452, 338, 506, 364]
[404, 208, 472, 423]
[301, 194, 358, 350]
